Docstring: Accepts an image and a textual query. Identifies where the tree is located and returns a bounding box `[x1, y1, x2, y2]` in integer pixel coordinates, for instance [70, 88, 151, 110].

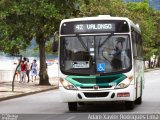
[0, 1, 30, 54]
[78, 0, 159, 64]
[78, 0, 127, 17]
[0, 0, 80, 85]
[126, 1, 156, 62]
[151, 11, 160, 67]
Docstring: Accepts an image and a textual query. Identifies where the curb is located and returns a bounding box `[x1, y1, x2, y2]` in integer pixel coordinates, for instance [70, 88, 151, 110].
[144, 68, 160, 72]
[0, 85, 58, 102]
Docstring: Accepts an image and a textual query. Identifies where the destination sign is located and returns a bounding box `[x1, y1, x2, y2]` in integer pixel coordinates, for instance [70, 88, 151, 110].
[74, 23, 115, 33]
[60, 20, 129, 34]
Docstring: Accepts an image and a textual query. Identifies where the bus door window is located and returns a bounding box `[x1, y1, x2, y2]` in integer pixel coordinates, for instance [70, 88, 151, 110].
[111, 37, 130, 70]
[96, 36, 113, 73]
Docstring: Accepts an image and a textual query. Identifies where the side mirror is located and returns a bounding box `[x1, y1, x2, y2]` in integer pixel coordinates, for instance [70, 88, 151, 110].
[52, 31, 59, 52]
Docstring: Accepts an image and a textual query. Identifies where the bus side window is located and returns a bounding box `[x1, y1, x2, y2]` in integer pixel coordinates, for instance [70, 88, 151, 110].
[131, 30, 138, 57]
[131, 28, 143, 60]
[137, 34, 143, 59]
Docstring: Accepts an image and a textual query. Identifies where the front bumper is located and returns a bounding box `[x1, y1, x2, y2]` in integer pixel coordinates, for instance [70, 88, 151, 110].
[59, 85, 135, 103]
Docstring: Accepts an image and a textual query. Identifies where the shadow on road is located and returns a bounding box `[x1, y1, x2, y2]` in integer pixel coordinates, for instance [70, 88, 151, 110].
[66, 102, 140, 113]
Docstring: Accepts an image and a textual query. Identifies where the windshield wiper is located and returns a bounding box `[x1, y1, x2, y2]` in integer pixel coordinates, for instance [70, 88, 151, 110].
[98, 33, 114, 54]
[76, 34, 88, 51]
[99, 33, 114, 48]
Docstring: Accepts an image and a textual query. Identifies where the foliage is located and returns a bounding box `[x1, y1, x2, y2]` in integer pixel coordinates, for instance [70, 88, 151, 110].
[125, 2, 156, 60]
[0, 0, 79, 85]
[0, 1, 30, 54]
[78, 0, 159, 61]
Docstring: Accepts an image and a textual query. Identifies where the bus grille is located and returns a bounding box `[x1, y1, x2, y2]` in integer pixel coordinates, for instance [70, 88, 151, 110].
[80, 86, 112, 89]
[83, 92, 109, 98]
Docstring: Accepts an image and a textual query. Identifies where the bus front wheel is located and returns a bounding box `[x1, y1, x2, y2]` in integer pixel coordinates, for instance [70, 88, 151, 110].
[68, 102, 77, 111]
[135, 96, 142, 104]
[125, 101, 135, 110]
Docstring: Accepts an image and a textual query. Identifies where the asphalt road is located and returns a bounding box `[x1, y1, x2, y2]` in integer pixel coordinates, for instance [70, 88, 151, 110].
[0, 70, 160, 120]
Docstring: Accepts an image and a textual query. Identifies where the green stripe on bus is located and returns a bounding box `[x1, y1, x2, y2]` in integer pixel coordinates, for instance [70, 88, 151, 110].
[65, 74, 127, 87]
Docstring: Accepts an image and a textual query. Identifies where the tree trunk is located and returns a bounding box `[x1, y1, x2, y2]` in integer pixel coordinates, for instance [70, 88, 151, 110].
[38, 40, 50, 85]
[148, 59, 151, 68]
[153, 54, 157, 68]
[12, 55, 22, 92]
[157, 56, 160, 68]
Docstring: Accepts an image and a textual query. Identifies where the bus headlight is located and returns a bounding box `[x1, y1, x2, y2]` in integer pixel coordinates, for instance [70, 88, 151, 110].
[59, 78, 78, 90]
[115, 76, 133, 89]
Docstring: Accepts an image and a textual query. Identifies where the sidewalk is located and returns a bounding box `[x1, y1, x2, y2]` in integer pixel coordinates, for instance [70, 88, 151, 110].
[0, 77, 59, 101]
[144, 68, 160, 72]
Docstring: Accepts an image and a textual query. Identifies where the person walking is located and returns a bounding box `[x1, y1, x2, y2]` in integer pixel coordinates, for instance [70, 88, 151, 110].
[30, 59, 38, 83]
[25, 59, 30, 83]
[20, 60, 26, 83]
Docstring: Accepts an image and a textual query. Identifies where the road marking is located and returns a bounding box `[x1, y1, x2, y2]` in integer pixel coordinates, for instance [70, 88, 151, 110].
[65, 116, 76, 120]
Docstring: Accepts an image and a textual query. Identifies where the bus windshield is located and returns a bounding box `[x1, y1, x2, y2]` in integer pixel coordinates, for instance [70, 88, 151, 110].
[60, 35, 131, 75]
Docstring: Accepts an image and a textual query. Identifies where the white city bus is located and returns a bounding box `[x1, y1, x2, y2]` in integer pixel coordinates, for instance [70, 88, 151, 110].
[56, 15, 144, 111]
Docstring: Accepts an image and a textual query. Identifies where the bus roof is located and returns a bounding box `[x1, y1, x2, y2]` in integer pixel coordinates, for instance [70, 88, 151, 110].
[61, 15, 141, 33]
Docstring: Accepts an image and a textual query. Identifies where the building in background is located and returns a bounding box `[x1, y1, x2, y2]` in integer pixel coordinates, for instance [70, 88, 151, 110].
[124, 0, 160, 10]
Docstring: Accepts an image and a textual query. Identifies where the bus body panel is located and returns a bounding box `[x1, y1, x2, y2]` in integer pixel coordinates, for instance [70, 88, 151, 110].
[57, 15, 144, 110]
[134, 59, 144, 99]
[58, 69, 138, 103]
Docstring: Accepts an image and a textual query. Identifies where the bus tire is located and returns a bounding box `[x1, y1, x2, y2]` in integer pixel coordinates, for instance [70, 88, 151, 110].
[125, 101, 135, 110]
[68, 102, 77, 111]
[135, 96, 142, 104]
[135, 79, 143, 105]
